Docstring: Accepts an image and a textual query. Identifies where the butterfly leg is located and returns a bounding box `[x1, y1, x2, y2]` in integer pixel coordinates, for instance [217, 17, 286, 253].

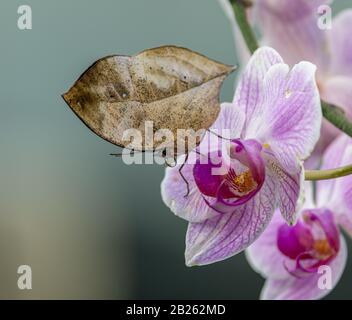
[178, 152, 190, 198]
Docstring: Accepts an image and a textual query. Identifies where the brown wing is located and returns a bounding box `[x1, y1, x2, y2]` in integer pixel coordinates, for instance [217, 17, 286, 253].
[62, 46, 235, 154]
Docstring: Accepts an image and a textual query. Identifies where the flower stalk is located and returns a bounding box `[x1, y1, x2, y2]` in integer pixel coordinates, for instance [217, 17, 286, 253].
[230, 0, 258, 54]
[305, 164, 352, 181]
[230, 0, 352, 181]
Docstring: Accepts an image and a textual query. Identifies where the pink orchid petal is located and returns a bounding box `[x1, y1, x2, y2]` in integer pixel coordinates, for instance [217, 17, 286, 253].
[304, 120, 340, 170]
[316, 135, 350, 203]
[257, 61, 321, 173]
[233, 47, 283, 136]
[245, 210, 294, 280]
[340, 160, 352, 213]
[302, 181, 316, 211]
[330, 10, 352, 77]
[317, 135, 352, 236]
[197, 102, 246, 154]
[255, 0, 331, 74]
[161, 158, 220, 223]
[184, 172, 277, 266]
[206, 103, 246, 139]
[233, 47, 321, 173]
[320, 76, 352, 119]
[260, 235, 347, 300]
[319, 9, 352, 130]
[265, 153, 304, 225]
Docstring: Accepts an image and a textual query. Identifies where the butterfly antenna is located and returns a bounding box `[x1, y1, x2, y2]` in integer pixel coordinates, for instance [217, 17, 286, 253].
[207, 129, 233, 141]
[110, 149, 148, 157]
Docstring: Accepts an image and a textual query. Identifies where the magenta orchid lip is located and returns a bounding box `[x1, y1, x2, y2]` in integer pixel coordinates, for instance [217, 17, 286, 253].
[193, 139, 265, 214]
[278, 209, 340, 278]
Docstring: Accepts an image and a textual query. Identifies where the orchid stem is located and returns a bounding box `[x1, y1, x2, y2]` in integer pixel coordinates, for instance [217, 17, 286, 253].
[305, 165, 352, 181]
[229, 0, 352, 181]
[230, 0, 258, 54]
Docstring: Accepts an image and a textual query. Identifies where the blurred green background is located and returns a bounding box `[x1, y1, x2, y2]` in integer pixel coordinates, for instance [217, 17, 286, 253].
[0, 0, 350, 299]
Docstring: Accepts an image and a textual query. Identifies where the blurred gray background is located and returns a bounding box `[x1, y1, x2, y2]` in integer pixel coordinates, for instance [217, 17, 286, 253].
[0, 0, 350, 299]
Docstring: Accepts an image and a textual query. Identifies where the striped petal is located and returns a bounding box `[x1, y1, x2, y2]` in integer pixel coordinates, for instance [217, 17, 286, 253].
[185, 171, 277, 266]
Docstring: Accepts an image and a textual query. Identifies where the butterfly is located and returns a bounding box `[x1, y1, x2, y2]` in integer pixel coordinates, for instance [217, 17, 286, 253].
[63, 45, 235, 195]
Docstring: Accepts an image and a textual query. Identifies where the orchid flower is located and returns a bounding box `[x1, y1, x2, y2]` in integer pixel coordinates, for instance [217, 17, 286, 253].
[161, 47, 321, 266]
[219, 0, 352, 165]
[246, 135, 352, 300]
